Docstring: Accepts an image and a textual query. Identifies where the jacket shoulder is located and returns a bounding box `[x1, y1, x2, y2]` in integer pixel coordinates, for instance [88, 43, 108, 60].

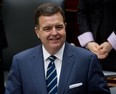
[14, 45, 41, 59]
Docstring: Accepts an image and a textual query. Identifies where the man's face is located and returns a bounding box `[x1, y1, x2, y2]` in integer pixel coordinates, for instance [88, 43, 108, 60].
[35, 12, 66, 54]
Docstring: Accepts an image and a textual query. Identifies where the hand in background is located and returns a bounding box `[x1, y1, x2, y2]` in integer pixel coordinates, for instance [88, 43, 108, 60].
[85, 41, 100, 55]
[97, 42, 113, 59]
[85, 41, 113, 59]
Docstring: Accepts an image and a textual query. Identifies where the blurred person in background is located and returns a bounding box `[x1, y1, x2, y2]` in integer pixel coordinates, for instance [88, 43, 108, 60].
[77, 0, 116, 71]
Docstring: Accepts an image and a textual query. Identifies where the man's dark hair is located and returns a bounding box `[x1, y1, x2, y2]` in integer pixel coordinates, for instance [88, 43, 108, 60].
[34, 3, 65, 27]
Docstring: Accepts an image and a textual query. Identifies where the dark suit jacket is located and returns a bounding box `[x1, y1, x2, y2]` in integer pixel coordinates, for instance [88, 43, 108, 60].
[78, 0, 116, 71]
[5, 43, 110, 94]
[78, 0, 116, 40]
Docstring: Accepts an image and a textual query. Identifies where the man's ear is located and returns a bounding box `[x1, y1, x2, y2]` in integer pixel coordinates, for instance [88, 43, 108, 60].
[34, 26, 40, 38]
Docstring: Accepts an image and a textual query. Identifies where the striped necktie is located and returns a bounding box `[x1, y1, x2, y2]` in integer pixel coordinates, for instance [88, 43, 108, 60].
[46, 55, 57, 94]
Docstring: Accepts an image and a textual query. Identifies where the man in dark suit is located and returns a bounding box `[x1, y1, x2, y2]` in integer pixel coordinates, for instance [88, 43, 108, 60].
[77, 0, 116, 71]
[5, 3, 110, 94]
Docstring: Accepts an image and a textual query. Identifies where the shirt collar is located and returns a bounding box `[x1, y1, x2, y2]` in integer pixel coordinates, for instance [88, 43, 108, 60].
[42, 43, 65, 61]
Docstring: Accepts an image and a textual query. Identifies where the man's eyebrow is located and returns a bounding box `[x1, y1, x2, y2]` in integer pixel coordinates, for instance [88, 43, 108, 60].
[43, 25, 52, 28]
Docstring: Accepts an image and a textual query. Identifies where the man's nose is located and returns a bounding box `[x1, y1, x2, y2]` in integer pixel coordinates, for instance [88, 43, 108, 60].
[51, 27, 58, 35]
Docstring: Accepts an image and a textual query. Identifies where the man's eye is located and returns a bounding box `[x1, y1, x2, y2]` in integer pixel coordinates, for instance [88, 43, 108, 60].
[56, 25, 63, 30]
[43, 27, 52, 32]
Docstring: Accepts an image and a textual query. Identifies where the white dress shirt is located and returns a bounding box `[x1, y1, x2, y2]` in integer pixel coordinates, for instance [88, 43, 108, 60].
[42, 43, 65, 86]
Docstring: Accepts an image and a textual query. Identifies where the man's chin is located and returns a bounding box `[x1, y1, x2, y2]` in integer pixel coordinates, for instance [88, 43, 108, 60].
[51, 44, 61, 49]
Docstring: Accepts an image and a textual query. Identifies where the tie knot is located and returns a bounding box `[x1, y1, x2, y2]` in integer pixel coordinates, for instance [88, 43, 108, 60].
[48, 55, 56, 62]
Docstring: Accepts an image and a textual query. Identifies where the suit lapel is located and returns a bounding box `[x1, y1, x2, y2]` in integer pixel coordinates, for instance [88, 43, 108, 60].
[30, 43, 75, 94]
[31, 45, 47, 94]
[58, 43, 75, 94]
